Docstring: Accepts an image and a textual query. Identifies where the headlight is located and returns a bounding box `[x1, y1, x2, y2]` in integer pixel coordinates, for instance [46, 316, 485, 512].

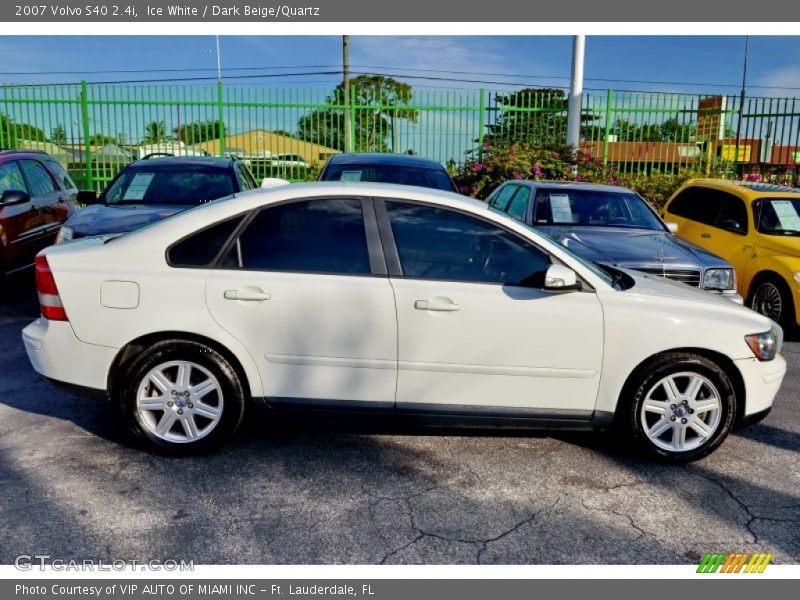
[703, 268, 736, 291]
[55, 226, 74, 244]
[745, 326, 781, 361]
[793, 271, 800, 285]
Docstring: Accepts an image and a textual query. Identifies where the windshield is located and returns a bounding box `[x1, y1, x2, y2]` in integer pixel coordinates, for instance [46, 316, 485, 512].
[103, 165, 235, 206]
[322, 163, 456, 192]
[754, 197, 800, 236]
[533, 188, 665, 230]
[515, 220, 617, 288]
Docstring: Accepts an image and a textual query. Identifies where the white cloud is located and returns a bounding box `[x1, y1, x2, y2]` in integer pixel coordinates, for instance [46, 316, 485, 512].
[752, 65, 800, 97]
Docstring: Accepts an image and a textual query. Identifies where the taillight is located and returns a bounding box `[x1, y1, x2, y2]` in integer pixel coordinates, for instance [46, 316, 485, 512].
[35, 255, 68, 321]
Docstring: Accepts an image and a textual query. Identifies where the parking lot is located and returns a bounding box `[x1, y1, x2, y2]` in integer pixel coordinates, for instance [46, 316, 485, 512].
[0, 271, 798, 565]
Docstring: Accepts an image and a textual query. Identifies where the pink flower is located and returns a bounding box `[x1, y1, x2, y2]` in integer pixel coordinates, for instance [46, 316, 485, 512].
[788, 164, 797, 173]
[509, 145, 516, 156]
[473, 162, 484, 172]
[513, 171, 523, 180]
[482, 143, 490, 150]
[746, 173, 760, 182]
[609, 177, 620, 185]
[470, 186, 478, 195]
[575, 174, 587, 182]
[533, 165, 543, 178]
[552, 151, 561, 158]
[458, 186, 468, 194]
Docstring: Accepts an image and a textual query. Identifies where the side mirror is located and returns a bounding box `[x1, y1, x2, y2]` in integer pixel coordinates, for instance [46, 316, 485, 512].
[665, 222, 679, 234]
[0, 189, 30, 207]
[77, 190, 98, 205]
[260, 177, 290, 189]
[720, 219, 745, 234]
[543, 264, 582, 292]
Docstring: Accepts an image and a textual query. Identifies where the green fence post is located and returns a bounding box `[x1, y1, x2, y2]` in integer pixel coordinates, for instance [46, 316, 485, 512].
[80, 80, 93, 191]
[478, 88, 487, 162]
[603, 88, 613, 167]
[217, 81, 226, 158]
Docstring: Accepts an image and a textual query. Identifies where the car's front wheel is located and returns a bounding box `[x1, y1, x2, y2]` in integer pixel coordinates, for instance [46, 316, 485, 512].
[749, 276, 795, 331]
[117, 340, 246, 454]
[624, 352, 736, 462]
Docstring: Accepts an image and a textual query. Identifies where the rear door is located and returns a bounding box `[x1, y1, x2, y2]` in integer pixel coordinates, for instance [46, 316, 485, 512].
[205, 197, 398, 406]
[0, 160, 36, 270]
[18, 159, 64, 246]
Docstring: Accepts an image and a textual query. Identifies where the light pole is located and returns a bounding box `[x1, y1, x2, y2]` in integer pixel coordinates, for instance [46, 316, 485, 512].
[567, 35, 586, 167]
[733, 36, 749, 178]
[343, 35, 352, 153]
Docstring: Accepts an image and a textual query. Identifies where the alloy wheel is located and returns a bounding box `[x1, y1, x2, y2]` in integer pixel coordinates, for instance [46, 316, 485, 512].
[640, 371, 722, 453]
[136, 360, 224, 443]
[751, 282, 783, 322]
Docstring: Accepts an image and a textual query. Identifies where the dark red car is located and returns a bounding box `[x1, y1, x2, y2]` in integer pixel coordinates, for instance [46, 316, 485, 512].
[0, 150, 77, 279]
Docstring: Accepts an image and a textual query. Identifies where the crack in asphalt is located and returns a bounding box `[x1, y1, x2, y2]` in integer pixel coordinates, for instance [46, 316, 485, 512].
[683, 467, 761, 546]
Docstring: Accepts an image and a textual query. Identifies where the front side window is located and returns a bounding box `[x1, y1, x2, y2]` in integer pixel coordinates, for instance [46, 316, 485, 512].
[714, 193, 749, 233]
[19, 160, 57, 197]
[386, 201, 550, 287]
[506, 188, 530, 221]
[0, 161, 27, 195]
[103, 166, 236, 206]
[229, 199, 371, 275]
[487, 184, 520, 211]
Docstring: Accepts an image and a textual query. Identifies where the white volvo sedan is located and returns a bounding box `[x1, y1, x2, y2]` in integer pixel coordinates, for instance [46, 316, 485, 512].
[23, 182, 786, 460]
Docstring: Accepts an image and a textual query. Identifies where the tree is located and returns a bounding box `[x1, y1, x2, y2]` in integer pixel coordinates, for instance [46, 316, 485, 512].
[0, 114, 49, 147]
[88, 133, 116, 145]
[174, 120, 223, 145]
[143, 120, 166, 143]
[50, 125, 67, 146]
[297, 75, 418, 152]
[584, 117, 697, 143]
[482, 88, 596, 148]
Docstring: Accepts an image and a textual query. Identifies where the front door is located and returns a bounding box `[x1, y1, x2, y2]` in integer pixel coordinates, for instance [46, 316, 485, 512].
[382, 200, 604, 414]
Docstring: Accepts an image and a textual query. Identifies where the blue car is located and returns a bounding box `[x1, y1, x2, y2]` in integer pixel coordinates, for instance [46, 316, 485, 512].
[487, 180, 743, 302]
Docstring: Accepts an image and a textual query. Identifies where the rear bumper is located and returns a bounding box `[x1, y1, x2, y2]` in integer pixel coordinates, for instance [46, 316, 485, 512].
[22, 318, 118, 396]
[734, 353, 787, 418]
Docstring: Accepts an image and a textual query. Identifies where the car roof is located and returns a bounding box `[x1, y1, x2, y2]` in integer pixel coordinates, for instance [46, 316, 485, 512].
[684, 178, 800, 197]
[326, 153, 446, 170]
[514, 180, 634, 194]
[131, 156, 235, 168]
[0, 149, 55, 161]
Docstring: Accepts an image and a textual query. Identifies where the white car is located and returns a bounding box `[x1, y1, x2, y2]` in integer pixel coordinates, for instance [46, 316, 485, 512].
[23, 183, 786, 460]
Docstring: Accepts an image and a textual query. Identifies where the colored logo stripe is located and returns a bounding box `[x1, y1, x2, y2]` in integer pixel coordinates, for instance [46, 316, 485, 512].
[697, 552, 773, 573]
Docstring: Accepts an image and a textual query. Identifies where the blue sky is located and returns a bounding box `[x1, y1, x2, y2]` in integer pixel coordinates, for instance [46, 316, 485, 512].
[1, 35, 800, 97]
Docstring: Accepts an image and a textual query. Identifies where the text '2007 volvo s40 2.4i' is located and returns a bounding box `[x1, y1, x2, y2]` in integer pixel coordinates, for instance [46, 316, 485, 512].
[23, 183, 787, 461]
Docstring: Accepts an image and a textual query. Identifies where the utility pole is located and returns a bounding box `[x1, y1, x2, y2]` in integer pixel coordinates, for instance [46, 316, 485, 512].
[567, 35, 586, 170]
[733, 36, 749, 178]
[215, 35, 222, 82]
[343, 35, 353, 153]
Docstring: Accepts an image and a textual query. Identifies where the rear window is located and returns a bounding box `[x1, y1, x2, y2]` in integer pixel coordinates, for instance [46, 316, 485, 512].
[321, 163, 455, 192]
[104, 165, 235, 206]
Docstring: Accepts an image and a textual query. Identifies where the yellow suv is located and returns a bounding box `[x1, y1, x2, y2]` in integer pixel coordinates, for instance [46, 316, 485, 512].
[663, 179, 800, 329]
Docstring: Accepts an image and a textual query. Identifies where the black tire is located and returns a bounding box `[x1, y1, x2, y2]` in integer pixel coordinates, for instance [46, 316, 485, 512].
[116, 340, 246, 455]
[622, 352, 736, 462]
[749, 275, 796, 332]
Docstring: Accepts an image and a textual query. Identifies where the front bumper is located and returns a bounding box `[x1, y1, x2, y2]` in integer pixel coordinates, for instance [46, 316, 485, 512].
[734, 353, 787, 418]
[709, 289, 744, 305]
[22, 318, 118, 397]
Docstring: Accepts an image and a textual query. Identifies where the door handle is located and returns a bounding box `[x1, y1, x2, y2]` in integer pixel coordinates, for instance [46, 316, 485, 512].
[224, 288, 271, 301]
[414, 299, 461, 312]
[700, 232, 712, 239]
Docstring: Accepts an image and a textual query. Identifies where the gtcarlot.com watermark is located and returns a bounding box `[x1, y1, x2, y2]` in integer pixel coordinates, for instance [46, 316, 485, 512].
[14, 554, 194, 572]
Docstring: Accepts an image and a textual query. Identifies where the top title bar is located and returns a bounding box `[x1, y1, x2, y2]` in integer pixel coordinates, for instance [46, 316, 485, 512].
[3, 0, 800, 22]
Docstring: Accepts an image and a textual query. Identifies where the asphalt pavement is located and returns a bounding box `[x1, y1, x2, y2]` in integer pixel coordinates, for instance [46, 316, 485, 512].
[0, 271, 798, 565]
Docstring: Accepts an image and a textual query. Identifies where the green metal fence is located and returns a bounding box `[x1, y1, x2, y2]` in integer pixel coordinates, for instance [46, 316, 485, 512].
[2, 81, 799, 191]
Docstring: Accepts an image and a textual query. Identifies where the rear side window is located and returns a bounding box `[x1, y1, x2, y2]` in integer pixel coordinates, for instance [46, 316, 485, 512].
[168, 215, 244, 267]
[46, 160, 77, 190]
[0, 161, 27, 194]
[229, 199, 371, 275]
[19, 160, 57, 197]
[668, 187, 723, 225]
[235, 163, 257, 191]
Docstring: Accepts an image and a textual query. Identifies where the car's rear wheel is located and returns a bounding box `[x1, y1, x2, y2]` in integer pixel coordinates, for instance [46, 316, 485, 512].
[749, 276, 795, 330]
[117, 340, 246, 454]
[624, 352, 736, 462]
